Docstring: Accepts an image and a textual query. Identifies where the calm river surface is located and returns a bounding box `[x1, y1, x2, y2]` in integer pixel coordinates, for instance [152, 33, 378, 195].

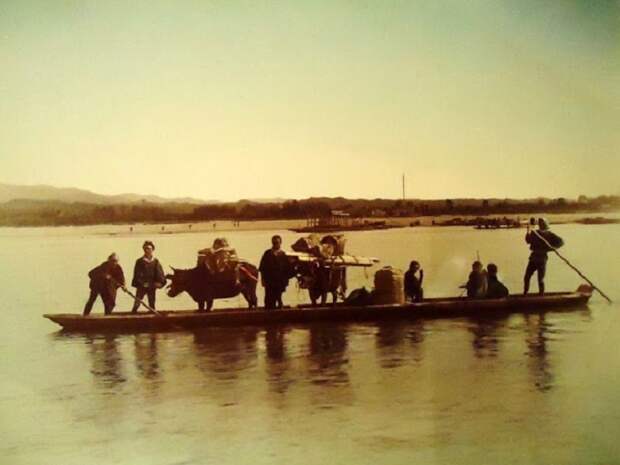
[1, 224, 619, 465]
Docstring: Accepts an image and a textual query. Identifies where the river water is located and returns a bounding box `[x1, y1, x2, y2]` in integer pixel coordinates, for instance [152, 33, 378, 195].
[1, 224, 619, 465]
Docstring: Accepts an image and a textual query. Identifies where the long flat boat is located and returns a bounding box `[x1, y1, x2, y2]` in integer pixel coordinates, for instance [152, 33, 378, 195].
[44, 286, 592, 333]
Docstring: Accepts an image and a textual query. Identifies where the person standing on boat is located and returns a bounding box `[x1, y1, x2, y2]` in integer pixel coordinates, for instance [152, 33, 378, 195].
[259, 235, 292, 309]
[83, 253, 126, 315]
[404, 260, 424, 302]
[486, 263, 509, 298]
[131, 241, 166, 312]
[523, 218, 564, 295]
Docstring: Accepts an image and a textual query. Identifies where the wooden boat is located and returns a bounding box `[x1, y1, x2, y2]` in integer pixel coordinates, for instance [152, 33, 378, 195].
[44, 286, 592, 333]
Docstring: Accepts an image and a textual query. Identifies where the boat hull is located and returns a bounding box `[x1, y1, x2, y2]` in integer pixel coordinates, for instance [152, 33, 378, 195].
[44, 290, 591, 333]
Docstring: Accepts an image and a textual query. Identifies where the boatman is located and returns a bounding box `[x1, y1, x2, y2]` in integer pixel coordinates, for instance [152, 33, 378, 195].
[131, 241, 166, 312]
[523, 218, 564, 295]
[259, 235, 292, 309]
[83, 253, 126, 315]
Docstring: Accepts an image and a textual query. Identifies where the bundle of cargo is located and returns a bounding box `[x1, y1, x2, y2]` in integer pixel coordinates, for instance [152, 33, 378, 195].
[373, 266, 405, 305]
[291, 234, 346, 258]
[197, 237, 239, 283]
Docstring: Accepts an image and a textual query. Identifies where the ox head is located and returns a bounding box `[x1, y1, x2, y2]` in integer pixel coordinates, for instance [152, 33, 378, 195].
[165, 266, 192, 297]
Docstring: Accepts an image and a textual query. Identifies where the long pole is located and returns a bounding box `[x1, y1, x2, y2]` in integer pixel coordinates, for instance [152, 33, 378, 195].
[531, 229, 612, 304]
[110, 277, 163, 316]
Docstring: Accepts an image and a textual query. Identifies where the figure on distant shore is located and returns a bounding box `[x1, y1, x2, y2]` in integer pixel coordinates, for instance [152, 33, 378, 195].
[463, 261, 488, 298]
[131, 241, 166, 312]
[259, 235, 292, 309]
[486, 263, 509, 298]
[404, 260, 424, 302]
[523, 218, 564, 295]
[83, 253, 125, 315]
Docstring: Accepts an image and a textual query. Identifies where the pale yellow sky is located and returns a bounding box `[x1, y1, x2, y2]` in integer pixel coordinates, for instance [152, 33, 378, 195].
[1, 1, 618, 201]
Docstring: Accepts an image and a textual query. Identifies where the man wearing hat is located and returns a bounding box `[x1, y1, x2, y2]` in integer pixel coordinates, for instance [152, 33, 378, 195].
[131, 241, 166, 312]
[523, 218, 564, 295]
[83, 253, 126, 315]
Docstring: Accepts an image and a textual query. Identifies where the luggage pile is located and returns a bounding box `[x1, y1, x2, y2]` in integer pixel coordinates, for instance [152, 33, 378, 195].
[197, 238, 240, 284]
[291, 234, 347, 258]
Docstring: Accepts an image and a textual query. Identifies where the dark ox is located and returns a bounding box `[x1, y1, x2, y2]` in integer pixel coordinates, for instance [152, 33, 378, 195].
[295, 262, 347, 306]
[166, 262, 258, 311]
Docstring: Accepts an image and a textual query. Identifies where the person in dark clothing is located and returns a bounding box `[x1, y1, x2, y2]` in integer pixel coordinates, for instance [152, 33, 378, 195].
[131, 241, 166, 312]
[404, 260, 424, 302]
[523, 218, 564, 295]
[259, 235, 292, 309]
[486, 263, 509, 298]
[463, 261, 488, 298]
[83, 253, 126, 315]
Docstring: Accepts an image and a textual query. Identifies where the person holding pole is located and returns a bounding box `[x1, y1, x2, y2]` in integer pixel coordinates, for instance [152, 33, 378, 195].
[83, 253, 126, 315]
[131, 241, 166, 312]
[523, 218, 564, 295]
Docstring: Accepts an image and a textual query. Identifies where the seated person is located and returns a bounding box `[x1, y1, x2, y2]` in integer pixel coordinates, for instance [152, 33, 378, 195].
[404, 260, 424, 302]
[486, 263, 509, 298]
[463, 261, 488, 298]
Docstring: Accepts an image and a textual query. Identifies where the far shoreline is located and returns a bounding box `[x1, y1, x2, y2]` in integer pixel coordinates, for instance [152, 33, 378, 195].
[1, 212, 618, 237]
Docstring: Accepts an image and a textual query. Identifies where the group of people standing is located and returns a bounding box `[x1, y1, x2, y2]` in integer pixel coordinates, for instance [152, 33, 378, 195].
[83, 217, 564, 314]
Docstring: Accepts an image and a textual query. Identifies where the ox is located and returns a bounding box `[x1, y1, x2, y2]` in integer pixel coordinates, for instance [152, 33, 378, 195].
[166, 262, 258, 311]
[295, 262, 347, 306]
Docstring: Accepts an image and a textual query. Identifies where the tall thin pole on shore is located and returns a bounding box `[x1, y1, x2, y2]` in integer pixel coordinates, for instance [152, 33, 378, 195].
[402, 173, 405, 200]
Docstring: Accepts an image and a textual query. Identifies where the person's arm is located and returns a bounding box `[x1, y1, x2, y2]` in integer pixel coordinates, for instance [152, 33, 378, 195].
[419, 269, 424, 286]
[155, 260, 166, 287]
[131, 260, 140, 288]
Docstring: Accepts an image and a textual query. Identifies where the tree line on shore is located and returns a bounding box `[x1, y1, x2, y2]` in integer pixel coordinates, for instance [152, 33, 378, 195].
[0, 195, 618, 227]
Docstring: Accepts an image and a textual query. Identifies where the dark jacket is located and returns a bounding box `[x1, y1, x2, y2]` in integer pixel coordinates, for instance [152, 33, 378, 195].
[486, 276, 509, 298]
[131, 257, 166, 289]
[526, 230, 564, 260]
[88, 262, 125, 293]
[259, 249, 291, 291]
[404, 269, 423, 297]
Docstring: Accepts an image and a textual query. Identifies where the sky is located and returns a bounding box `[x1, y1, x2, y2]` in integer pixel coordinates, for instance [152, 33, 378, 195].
[1, 0, 618, 201]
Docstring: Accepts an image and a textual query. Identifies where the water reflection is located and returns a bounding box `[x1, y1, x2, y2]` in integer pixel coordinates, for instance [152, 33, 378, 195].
[524, 313, 554, 392]
[84, 334, 126, 388]
[307, 324, 349, 386]
[132, 333, 162, 398]
[466, 316, 507, 358]
[192, 327, 260, 383]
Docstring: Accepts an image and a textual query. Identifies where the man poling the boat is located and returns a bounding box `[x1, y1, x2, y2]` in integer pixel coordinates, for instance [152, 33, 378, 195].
[523, 218, 564, 295]
[83, 253, 126, 316]
[526, 218, 612, 304]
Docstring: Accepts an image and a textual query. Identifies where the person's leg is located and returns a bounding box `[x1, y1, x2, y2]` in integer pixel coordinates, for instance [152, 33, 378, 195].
[275, 290, 283, 309]
[264, 286, 275, 309]
[132, 287, 147, 312]
[147, 288, 156, 309]
[523, 261, 536, 294]
[537, 260, 547, 294]
[83, 289, 99, 315]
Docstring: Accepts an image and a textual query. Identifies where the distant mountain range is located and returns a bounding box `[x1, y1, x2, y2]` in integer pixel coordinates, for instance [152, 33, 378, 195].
[0, 183, 217, 205]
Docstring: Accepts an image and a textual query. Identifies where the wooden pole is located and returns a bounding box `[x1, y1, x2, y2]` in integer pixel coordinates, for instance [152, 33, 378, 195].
[532, 229, 612, 304]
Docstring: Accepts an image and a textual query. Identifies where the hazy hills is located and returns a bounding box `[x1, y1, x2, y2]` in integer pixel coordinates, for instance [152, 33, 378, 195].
[0, 183, 213, 205]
